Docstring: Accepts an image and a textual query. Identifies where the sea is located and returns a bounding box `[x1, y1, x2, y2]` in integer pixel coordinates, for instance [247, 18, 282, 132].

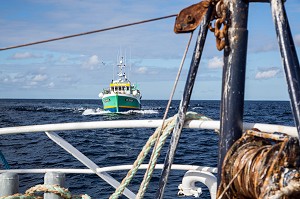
[0, 99, 295, 198]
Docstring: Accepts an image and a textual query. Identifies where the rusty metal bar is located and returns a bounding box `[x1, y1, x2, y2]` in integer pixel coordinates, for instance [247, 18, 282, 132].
[270, 0, 300, 139]
[217, 0, 249, 184]
[155, 5, 214, 199]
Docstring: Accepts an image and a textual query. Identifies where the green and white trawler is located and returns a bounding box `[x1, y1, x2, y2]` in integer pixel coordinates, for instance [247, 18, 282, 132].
[99, 57, 141, 112]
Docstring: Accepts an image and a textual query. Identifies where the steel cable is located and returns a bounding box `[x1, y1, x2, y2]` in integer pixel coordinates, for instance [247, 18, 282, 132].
[0, 14, 177, 51]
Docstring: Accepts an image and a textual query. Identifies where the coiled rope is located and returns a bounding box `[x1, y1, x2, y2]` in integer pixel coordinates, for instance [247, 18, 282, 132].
[0, 184, 91, 199]
[109, 112, 213, 199]
[217, 130, 300, 199]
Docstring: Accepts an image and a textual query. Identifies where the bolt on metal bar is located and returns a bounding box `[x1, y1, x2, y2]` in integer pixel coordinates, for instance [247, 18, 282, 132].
[155, 5, 214, 199]
[270, 0, 300, 140]
[217, 0, 249, 184]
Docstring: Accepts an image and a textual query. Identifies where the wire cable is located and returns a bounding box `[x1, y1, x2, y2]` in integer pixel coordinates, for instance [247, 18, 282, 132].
[0, 14, 177, 51]
[136, 32, 194, 198]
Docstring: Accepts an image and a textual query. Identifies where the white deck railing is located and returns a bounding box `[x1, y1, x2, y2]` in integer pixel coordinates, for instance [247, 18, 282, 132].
[0, 119, 297, 198]
[0, 119, 297, 136]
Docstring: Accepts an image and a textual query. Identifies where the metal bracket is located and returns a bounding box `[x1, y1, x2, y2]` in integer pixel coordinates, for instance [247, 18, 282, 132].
[174, 1, 210, 33]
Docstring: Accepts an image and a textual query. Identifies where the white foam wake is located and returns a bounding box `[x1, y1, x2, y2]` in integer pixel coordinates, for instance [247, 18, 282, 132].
[82, 109, 159, 115]
[82, 108, 110, 115]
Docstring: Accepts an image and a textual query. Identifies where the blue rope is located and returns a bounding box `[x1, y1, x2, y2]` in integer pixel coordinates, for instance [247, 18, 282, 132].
[0, 150, 10, 169]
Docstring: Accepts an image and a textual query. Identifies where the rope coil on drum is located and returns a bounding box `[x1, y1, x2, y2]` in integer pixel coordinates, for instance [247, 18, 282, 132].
[217, 130, 300, 199]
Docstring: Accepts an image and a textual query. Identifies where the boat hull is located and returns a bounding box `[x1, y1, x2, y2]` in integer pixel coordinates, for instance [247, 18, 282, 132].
[102, 94, 141, 112]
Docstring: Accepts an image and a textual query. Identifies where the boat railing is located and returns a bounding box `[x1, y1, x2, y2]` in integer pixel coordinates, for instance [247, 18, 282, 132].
[0, 119, 297, 198]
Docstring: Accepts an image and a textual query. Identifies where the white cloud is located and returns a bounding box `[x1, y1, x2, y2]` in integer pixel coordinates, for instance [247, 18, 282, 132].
[32, 74, 48, 82]
[59, 75, 72, 82]
[136, 67, 148, 74]
[0, 74, 10, 83]
[10, 74, 26, 83]
[48, 82, 55, 88]
[59, 55, 68, 63]
[10, 52, 39, 59]
[255, 68, 280, 79]
[25, 74, 48, 88]
[207, 56, 223, 69]
[28, 81, 38, 86]
[295, 34, 300, 46]
[82, 55, 100, 70]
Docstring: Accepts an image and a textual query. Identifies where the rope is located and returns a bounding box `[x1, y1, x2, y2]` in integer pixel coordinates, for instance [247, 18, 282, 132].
[216, 150, 260, 199]
[217, 130, 300, 199]
[137, 113, 211, 198]
[109, 112, 213, 199]
[259, 137, 289, 198]
[136, 32, 194, 198]
[0, 184, 91, 199]
[26, 184, 71, 198]
[0, 150, 10, 169]
[0, 14, 177, 51]
[109, 115, 175, 199]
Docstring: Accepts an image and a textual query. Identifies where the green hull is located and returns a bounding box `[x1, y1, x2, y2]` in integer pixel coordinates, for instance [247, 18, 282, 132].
[102, 94, 141, 112]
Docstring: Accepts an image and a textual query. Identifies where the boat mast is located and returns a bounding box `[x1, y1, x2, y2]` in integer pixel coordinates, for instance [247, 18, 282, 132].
[117, 56, 127, 82]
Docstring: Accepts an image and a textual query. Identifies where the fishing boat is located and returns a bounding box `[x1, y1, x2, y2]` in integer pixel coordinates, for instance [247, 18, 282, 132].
[98, 57, 141, 112]
[1, 0, 300, 198]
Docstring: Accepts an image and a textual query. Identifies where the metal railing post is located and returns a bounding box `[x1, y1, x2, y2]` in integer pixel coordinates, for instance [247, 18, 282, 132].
[44, 172, 66, 199]
[0, 172, 19, 196]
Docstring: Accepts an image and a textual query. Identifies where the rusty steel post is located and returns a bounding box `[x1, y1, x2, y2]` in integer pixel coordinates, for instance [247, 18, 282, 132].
[155, 5, 214, 199]
[270, 0, 300, 140]
[217, 0, 249, 184]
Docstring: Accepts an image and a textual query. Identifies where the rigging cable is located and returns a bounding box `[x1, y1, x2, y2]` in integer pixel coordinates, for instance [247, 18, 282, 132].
[0, 14, 177, 51]
[136, 31, 194, 198]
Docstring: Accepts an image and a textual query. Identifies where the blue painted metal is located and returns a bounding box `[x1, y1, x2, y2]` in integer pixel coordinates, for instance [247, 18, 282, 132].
[218, 0, 249, 183]
[270, 0, 300, 141]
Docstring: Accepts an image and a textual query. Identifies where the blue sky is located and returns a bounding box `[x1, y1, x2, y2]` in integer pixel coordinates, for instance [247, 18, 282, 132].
[0, 0, 300, 100]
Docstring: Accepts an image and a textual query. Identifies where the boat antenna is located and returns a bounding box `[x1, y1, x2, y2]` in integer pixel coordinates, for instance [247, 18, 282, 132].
[113, 60, 114, 81]
[125, 50, 128, 80]
[129, 47, 132, 80]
